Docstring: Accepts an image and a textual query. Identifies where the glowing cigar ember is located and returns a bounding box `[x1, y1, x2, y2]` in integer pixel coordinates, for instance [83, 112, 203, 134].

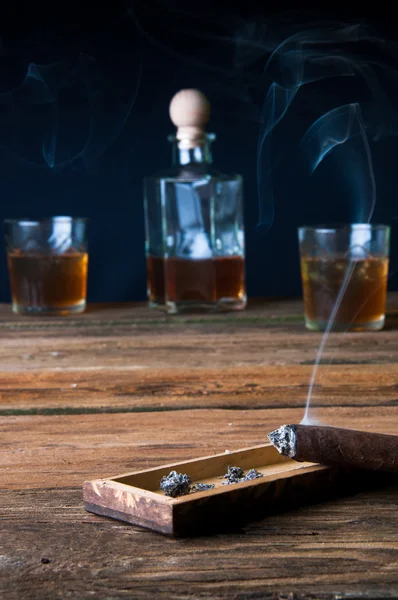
[268, 425, 398, 473]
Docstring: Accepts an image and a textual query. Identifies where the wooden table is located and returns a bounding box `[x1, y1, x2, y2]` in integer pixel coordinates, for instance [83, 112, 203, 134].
[1, 297, 398, 599]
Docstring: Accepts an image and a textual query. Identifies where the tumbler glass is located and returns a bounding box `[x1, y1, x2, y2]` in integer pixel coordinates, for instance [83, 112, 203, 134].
[4, 216, 88, 315]
[298, 224, 390, 331]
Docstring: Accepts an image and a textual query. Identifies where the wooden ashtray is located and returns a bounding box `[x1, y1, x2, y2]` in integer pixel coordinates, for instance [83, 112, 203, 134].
[83, 443, 341, 536]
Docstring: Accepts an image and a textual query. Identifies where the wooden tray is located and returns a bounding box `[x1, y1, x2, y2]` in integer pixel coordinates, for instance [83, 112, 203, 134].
[83, 443, 343, 536]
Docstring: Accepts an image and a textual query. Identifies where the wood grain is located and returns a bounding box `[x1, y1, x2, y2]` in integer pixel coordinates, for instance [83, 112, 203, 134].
[1, 365, 397, 413]
[2, 407, 398, 489]
[1, 298, 398, 599]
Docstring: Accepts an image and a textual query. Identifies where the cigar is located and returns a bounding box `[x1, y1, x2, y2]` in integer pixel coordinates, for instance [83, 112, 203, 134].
[268, 424, 398, 473]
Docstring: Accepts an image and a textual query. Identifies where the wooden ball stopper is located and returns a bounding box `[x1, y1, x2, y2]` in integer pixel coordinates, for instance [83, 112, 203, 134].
[169, 89, 210, 147]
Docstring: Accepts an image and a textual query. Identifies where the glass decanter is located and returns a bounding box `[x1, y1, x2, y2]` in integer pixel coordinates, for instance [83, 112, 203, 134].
[144, 89, 246, 314]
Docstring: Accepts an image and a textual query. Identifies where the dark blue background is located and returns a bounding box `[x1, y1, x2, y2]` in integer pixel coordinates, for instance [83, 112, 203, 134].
[0, 1, 397, 302]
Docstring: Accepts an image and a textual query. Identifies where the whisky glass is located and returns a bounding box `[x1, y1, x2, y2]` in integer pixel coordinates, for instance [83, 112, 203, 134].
[4, 216, 88, 315]
[298, 224, 390, 331]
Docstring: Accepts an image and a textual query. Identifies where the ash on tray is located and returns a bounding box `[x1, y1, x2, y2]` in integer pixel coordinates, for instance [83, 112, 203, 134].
[221, 465, 264, 485]
[160, 471, 214, 497]
[160, 471, 191, 497]
[160, 465, 263, 497]
[191, 483, 215, 492]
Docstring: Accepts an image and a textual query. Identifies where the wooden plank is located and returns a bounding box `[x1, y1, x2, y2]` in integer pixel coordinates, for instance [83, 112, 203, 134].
[0, 297, 397, 374]
[2, 407, 397, 490]
[1, 327, 398, 373]
[0, 364, 397, 412]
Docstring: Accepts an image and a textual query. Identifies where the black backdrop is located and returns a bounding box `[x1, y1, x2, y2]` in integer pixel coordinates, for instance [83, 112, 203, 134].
[0, 1, 397, 302]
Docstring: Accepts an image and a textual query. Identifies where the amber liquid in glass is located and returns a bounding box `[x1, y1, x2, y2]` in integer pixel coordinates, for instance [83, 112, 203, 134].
[300, 256, 388, 330]
[146, 255, 166, 306]
[7, 251, 88, 314]
[146, 255, 245, 309]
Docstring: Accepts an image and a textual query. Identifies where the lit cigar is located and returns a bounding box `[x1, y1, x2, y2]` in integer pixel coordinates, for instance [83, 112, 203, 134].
[268, 424, 398, 473]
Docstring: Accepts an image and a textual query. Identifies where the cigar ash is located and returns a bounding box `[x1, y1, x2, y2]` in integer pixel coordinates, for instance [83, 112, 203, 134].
[268, 425, 297, 458]
[159, 465, 263, 496]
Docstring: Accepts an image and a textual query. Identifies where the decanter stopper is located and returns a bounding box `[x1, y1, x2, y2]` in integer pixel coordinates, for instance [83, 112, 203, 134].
[169, 89, 210, 148]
